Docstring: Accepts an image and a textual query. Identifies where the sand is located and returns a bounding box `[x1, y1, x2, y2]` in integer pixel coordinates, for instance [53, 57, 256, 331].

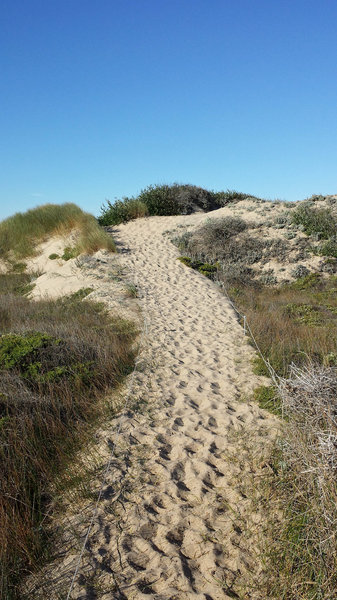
[27, 211, 279, 600]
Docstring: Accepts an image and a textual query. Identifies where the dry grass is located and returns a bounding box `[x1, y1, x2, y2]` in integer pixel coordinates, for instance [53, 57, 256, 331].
[228, 275, 337, 377]
[0, 287, 136, 599]
[264, 365, 337, 599]
[0, 203, 115, 260]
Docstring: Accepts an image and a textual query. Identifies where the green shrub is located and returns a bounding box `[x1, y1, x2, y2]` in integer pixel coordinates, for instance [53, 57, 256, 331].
[48, 253, 59, 260]
[98, 184, 259, 225]
[290, 272, 321, 290]
[138, 184, 182, 215]
[316, 239, 337, 258]
[292, 203, 337, 239]
[178, 256, 192, 267]
[98, 197, 148, 226]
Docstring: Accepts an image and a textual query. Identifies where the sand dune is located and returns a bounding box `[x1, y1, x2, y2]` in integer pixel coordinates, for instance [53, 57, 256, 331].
[28, 212, 278, 599]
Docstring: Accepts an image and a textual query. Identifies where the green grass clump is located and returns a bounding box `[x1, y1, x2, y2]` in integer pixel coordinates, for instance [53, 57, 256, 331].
[290, 272, 322, 290]
[0, 286, 136, 598]
[0, 203, 115, 260]
[284, 303, 323, 325]
[253, 385, 281, 415]
[178, 256, 218, 280]
[0, 332, 94, 387]
[292, 203, 337, 239]
[61, 246, 79, 261]
[315, 239, 337, 258]
[48, 253, 59, 260]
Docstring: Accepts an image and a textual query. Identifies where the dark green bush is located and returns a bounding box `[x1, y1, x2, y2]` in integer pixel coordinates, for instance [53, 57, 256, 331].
[98, 184, 258, 225]
[98, 197, 148, 226]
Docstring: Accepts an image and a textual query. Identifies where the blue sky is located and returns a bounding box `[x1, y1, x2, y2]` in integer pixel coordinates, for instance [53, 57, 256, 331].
[1, 0, 337, 220]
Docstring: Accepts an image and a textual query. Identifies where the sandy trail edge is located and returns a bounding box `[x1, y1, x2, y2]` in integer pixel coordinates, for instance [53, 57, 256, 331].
[27, 212, 278, 600]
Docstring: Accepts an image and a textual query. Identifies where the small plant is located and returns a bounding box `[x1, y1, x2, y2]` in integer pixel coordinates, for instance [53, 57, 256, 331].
[291, 264, 310, 279]
[178, 256, 192, 266]
[284, 303, 322, 325]
[62, 246, 79, 261]
[125, 283, 138, 298]
[290, 272, 321, 290]
[66, 287, 93, 301]
[11, 262, 27, 273]
[48, 253, 59, 260]
[253, 385, 281, 415]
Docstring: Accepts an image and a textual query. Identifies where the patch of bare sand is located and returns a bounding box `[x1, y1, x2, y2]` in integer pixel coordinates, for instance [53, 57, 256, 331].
[27, 212, 279, 600]
[25, 232, 137, 320]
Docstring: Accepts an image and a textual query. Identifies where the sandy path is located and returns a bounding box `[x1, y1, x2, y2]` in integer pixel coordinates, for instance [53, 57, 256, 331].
[29, 213, 277, 600]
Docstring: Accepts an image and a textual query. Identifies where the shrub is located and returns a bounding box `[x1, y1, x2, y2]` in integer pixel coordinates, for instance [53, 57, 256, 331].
[292, 203, 337, 239]
[98, 197, 148, 226]
[316, 238, 337, 258]
[291, 264, 310, 279]
[98, 184, 259, 225]
[137, 183, 234, 215]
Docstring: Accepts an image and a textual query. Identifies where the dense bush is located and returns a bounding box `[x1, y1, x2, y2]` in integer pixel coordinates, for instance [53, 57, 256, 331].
[98, 184, 257, 225]
[98, 198, 148, 226]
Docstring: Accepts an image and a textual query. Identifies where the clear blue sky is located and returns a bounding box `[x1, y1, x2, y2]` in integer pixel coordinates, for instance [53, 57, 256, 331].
[1, 0, 337, 220]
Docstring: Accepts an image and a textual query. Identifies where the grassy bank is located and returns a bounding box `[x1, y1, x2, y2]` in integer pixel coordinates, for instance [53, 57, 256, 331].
[173, 213, 337, 599]
[0, 203, 115, 260]
[0, 272, 136, 599]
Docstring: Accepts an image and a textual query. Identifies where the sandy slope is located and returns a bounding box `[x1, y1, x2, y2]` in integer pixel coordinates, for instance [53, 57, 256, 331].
[28, 212, 278, 600]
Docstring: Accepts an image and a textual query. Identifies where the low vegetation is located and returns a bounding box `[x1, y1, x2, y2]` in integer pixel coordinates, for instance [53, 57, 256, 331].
[0, 276, 136, 598]
[0, 203, 115, 260]
[98, 183, 258, 225]
[173, 206, 337, 599]
[265, 365, 337, 599]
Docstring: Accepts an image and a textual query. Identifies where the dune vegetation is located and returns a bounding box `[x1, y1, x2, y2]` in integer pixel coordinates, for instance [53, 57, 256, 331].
[0, 205, 135, 599]
[0, 203, 115, 261]
[98, 183, 256, 225]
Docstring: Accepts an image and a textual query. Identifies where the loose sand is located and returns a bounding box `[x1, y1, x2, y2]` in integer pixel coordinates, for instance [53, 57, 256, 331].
[27, 211, 278, 600]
